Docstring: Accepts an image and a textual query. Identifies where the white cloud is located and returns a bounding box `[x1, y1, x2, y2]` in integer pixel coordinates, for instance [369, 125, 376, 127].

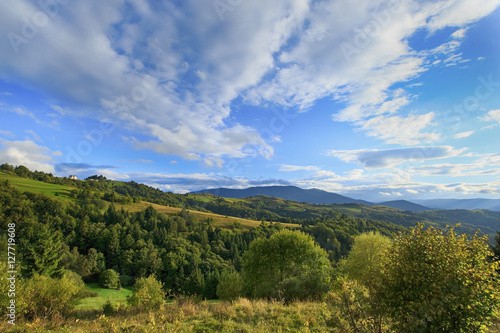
[358, 112, 440, 145]
[0, 139, 55, 173]
[25, 130, 42, 142]
[279, 164, 320, 172]
[0, 0, 499, 164]
[328, 146, 465, 169]
[451, 27, 468, 39]
[480, 109, 500, 123]
[124, 159, 154, 164]
[454, 130, 474, 139]
[0, 130, 15, 138]
[426, 0, 500, 31]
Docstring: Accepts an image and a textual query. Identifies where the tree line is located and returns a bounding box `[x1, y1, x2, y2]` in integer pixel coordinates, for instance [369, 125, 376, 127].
[1, 164, 499, 331]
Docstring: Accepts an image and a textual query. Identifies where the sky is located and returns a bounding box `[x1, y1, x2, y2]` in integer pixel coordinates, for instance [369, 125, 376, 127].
[0, 0, 499, 202]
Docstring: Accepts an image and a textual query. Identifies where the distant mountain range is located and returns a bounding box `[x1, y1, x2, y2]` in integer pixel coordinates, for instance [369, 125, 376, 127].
[193, 186, 500, 212]
[413, 198, 500, 211]
[376, 200, 431, 212]
[194, 186, 373, 206]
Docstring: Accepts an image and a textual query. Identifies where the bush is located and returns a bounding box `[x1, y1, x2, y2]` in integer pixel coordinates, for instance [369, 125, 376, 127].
[328, 277, 387, 333]
[21, 273, 84, 320]
[337, 232, 392, 331]
[127, 275, 166, 311]
[338, 231, 391, 290]
[381, 224, 500, 332]
[102, 300, 115, 316]
[100, 269, 120, 289]
[217, 271, 242, 301]
[242, 230, 332, 303]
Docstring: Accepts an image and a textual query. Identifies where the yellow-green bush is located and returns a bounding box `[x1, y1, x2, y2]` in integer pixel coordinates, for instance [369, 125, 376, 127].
[20, 272, 84, 320]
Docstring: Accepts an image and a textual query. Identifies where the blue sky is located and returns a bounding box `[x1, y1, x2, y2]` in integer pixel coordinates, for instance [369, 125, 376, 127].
[0, 0, 499, 202]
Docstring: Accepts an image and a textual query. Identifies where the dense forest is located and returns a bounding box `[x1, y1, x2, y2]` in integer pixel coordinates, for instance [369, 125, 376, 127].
[1, 163, 499, 332]
[0, 163, 403, 294]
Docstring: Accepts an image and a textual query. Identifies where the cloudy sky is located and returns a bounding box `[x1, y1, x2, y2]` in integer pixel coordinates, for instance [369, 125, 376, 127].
[1, 0, 499, 201]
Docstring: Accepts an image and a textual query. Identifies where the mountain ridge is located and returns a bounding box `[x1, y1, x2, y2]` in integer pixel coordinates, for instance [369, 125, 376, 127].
[194, 186, 500, 212]
[376, 200, 432, 212]
[413, 198, 500, 211]
[193, 185, 375, 206]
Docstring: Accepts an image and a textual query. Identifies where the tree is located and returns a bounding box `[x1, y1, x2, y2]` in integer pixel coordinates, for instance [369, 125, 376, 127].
[335, 232, 392, 333]
[100, 269, 120, 289]
[242, 229, 332, 303]
[339, 231, 392, 290]
[14, 165, 30, 178]
[0, 163, 14, 173]
[20, 222, 65, 278]
[216, 271, 242, 301]
[21, 272, 84, 320]
[127, 275, 166, 311]
[381, 224, 500, 332]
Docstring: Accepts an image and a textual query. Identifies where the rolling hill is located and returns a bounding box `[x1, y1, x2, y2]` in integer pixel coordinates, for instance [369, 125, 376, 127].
[2, 169, 498, 239]
[194, 186, 374, 206]
[413, 198, 500, 211]
[377, 200, 431, 212]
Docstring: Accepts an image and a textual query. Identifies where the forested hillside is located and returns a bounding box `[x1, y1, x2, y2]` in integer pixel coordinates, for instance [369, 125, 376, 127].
[1, 163, 500, 332]
[0, 163, 403, 295]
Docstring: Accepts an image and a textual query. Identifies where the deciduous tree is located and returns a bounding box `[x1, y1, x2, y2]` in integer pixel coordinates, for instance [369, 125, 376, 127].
[242, 229, 332, 303]
[381, 224, 500, 332]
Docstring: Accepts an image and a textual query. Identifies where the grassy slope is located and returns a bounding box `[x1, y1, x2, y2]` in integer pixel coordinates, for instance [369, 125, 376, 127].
[113, 201, 299, 229]
[77, 283, 133, 310]
[0, 171, 75, 202]
[0, 172, 300, 229]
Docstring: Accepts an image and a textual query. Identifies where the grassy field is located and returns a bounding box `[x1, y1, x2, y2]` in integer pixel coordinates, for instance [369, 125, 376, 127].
[114, 201, 300, 229]
[3, 297, 499, 333]
[0, 171, 300, 229]
[76, 283, 133, 310]
[0, 171, 74, 201]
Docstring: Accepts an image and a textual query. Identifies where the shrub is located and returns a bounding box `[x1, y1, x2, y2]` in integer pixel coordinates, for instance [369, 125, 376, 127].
[102, 300, 115, 316]
[381, 224, 500, 332]
[328, 277, 389, 333]
[127, 275, 166, 311]
[21, 273, 84, 320]
[242, 230, 332, 303]
[100, 269, 120, 289]
[216, 271, 242, 301]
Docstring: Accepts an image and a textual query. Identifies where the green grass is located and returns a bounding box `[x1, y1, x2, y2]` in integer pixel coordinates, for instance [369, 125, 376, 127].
[76, 283, 133, 310]
[114, 201, 300, 229]
[0, 171, 74, 201]
[0, 171, 301, 229]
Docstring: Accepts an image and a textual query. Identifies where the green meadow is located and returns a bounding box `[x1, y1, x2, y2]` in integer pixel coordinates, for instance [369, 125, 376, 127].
[76, 283, 133, 310]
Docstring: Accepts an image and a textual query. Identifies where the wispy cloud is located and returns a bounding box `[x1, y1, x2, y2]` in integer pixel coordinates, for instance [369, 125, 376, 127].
[121, 159, 154, 164]
[454, 130, 474, 139]
[328, 146, 466, 169]
[25, 130, 42, 142]
[480, 109, 500, 123]
[0, 130, 15, 138]
[279, 164, 320, 172]
[1, 0, 498, 163]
